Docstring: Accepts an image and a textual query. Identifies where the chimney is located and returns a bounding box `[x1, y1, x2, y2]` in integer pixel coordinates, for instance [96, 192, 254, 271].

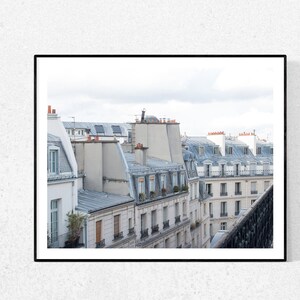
[141, 109, 146, 123]
[238, 131, 257, 155]
[207, 131, 225, 156]
[48, 105, 52, 114]
[135, 143, 148, 165]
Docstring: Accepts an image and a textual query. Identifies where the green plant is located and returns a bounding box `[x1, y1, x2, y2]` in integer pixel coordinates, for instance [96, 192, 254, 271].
[161, 188, 167, 196]
[150, 191, 156, 199]
[139, 193, 145, 201]
[181, 185, 189, 192]
[66, 211, 85, 243]
[173, 185, 179, 193]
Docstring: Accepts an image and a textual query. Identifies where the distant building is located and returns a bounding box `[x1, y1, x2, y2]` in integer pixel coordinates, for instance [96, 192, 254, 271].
[183, 131, 273, 240]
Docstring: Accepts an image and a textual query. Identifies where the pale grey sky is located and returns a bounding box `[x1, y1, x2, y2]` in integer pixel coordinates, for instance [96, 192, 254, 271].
[46, 57, 275, 140]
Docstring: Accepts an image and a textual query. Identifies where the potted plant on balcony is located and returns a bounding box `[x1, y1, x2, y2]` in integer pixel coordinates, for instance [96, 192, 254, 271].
[181, 185, 189, 192]
[173, 185, 179, 193]
[65, 211, 85, 248]
[161, 187, 167, 196]
[150, 191, 156, 199]
[139, 192, 145, 201]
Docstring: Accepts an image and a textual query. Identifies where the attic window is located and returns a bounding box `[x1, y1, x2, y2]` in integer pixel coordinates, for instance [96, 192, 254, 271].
[111, 125, 122, 134]
[244, 147, 249, 155]
[199, 146, 204, 155]
[95, 125, 105, 134]
[270, 148, 273, 154]
[213, 146, 219, 155]
[228, 147, 233, 155]
[257, 147, 261, 154]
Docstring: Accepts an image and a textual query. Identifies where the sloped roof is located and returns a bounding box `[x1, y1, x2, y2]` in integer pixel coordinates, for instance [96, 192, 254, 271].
[63, 122, 131, 137]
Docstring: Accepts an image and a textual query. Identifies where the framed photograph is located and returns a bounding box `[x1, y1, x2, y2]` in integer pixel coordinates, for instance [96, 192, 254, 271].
[35, 55, 286, 261]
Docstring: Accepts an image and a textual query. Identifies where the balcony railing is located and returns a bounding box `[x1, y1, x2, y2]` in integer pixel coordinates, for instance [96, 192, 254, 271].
[151, 224, 159, 234]
[175, 215, 181, 224]
[128, 227, 135, 235]
[199, 169, 273, 178]
[212, 185, 273, 248]
[95, 239, 105, 248]
[113, 231, 124, 241]
[235, 191, 242, 195]
[220, 212, 228, 217]
[220, 192, 228, 196]
[140, 228, 149, 239]
[163, 220, 170, 229]
[251, 190, 258, 194]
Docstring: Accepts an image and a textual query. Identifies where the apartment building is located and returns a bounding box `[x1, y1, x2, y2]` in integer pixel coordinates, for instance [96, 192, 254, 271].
[183, 131, 273, 240]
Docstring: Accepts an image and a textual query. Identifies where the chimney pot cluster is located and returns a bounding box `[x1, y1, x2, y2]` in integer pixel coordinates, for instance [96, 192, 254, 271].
[48, 105, 57, 114]
[208, 131, 225, 135]
[239, 132, 255, 136]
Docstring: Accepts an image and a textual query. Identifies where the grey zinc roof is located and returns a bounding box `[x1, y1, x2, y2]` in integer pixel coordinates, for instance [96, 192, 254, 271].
[76, 189, 134, 213]
[184, 136, 273, 166]
[124, 152, 184, 174]
[63, 122, 131, 137]
[47, 134, 72, 173]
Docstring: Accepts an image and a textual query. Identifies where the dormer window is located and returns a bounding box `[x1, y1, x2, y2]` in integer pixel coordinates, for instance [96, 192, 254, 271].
[160, 174, 166, 189]
[138, 177, 145, 194]
[244, 147, 249, 155]
[149, 175, 155, 192]
[205, 164, 211, 177]
[257, 147, 262, 155]
[172, 173, 178, 187]
[95, 125, 105, 134]
[213, 146, 219, 155]
[199, 146, 204, 155]
[227, 147, 233, 155]
[49, 147, 59, 175]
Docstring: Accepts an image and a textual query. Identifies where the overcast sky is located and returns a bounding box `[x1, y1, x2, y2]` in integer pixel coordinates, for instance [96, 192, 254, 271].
[46, 57, 275, 141]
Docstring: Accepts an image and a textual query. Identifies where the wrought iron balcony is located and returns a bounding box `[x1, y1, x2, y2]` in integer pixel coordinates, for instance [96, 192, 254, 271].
[151, 224, 159, 234]
[220, 192, 228, 196]
[212, 185, 273, 248]
[128, 227, 135, 235]
[235, 191, 242, 195]
[113, 231, 123, 241]
[95, 239, 105, 248]
[163, 220, 170, 229]
[220, 212, 228, 217]
[251, 190, 258, 194]
[140, 228, 149, 239]
[175, 215, 181, 224]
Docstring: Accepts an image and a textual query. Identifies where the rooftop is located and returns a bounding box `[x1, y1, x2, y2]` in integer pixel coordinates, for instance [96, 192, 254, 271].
[76, 189, 134, 213]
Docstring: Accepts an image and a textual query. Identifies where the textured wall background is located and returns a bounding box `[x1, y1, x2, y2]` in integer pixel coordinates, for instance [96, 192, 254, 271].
[1, 1, 299, 299]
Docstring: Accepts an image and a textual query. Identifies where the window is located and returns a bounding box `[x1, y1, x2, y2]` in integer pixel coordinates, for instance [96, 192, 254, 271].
[204, 224, 207, 237]
[220, 202, 227, 217]
[235, 182, 241, 195]
[205, 164, 211, 177]
[50, 200, 58, 245]
[206, 183, 212, 196]
[165, 238, 169, 248]
[149, 175, 155, 192]
[94, 125, 105, 134]
[220, 164, 225, 176]
[235, 164, 239, 176]
[111, 125, 121, 134]
[257, 147, 262, 154]
[251, 199, 256, 205]
[203, 203, 207, 215]
[220, 222, 227, 230]
[172, 173, 178, 187]
[180, 173, 185, 187]
[141, 213, 147, 231]
[209, 203, 213, 217]
[220, 183, 227, 196]
[270, 148, 273, 154]
[235, 201, 240, 215]
[213, 146, 219, 154]
[128, 218, 132, 229]
[114, 215, 120, 236]
[244, 147, 249, 155]
[49, 149, 59, 174]
[161, 174, 166, 189]
[251, 182, 257, 194]
[151, 210, 157, 227]
[250, 163, 256, 176]
[199, 146, 205, 155]
[264, 181, 270, 191]
[138, 177, 145, 194]
[175, 203, 179, 217]
[176, 232, 181, 247]
[163, 206, 168, 222]
[183, 201, 187, 217]
[228, 146, 233, 155]
[96, 220, 102, 243]
[128, 130, 132, 143]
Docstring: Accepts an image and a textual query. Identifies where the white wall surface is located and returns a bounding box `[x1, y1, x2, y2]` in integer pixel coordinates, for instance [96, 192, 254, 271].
[2, 1, 299, 299]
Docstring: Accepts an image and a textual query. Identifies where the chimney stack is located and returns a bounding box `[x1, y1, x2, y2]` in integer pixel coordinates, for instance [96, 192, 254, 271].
[207, 131, 225, 156]
[135, 143, 148, 165]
